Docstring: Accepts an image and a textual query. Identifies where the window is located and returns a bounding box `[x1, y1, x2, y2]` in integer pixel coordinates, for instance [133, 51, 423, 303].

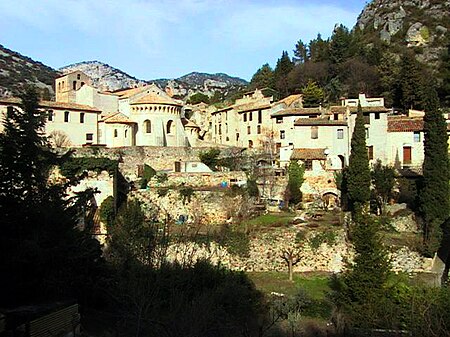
[73, 81, 77, 90]
[365, 128, 369, 139]
[248, 140, 253, 148]
[125, 129, 129, 138]
[280, 130, 285, 139]
[219, 124, 222, 135]
[304, 160, 313, 171]
[249, 112, 253, 121]
[114, 129, 118, 138]
[276, 117, 283, 124]
[80, 112, 85, 123]
[311, 126, 318, 139]
[247, 126, 251, 134]
[403, 146, 412, 165]
[64, 111, 70, 122]
[48, 110, 53, 121]
[257, 125, 261, 134]
[236, 133, 240, 141]
[144, 120, 151, 133]
[243, 113, 247, 122]
[374, 112, 380, 120]
[86, 133, 93, 142]
[337, 128, 344, 139]
[258, 110, 262, 124]
[77, 74, 81, 80]
[367, 146, 374, 160]
[167, 120, 173, 134]
[334, 113, 339, 121]
[414, 131, 421, 142]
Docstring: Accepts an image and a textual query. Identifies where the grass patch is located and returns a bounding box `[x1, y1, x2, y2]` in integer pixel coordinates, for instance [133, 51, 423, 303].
[247, 271, 331, 299]
[241, 212, 295, 230]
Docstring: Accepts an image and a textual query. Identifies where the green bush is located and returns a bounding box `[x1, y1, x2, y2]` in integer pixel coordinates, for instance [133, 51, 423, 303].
[308, 231, 337, 251]
[220, 226, 250, 258]
[199, 148, 221, 171]
[99, 196, 115, 227]
[60, 157, 118, 179]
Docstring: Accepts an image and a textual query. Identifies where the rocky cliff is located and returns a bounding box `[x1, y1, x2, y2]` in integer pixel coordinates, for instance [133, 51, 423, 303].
[0, 44, 58, 97]
[356, 0, 449, 67]
[61, 61, 248, 101]
[60, 61, 148, 92]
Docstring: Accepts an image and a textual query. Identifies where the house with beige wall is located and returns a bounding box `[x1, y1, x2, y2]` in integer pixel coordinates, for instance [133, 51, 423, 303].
[0, 97, 100, 147]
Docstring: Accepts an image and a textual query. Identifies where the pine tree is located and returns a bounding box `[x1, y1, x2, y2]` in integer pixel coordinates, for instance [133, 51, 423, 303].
[347, 103, 371, 210]
[249, 63, 274, 90]
[301, 80, 324, 108]
[329, 24, 351, 65]
[420, 86, 449, 255]
[308, 33, 329, 62]
[293, 39, 308, 64]
[396, 52, 427, 111]
[274, 51, 294, 98]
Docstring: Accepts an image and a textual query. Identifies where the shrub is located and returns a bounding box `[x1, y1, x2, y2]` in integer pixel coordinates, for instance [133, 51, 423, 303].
[99, 196, 115, 227]
[308, 230, 337, 251]
[179, 186, 194, 204]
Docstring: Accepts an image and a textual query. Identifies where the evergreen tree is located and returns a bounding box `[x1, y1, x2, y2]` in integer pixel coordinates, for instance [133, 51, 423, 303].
[331, 208, 391, 330]
[396, 52, 427, 111]
[293, 39, 308, 64]
[0, 86, 103, 305]
[249, 63, 274, 90]
[274, 51, 294, 98]
[437, 43, 450, 107]
[301, 80, 324, 107]
[420, 86, 449, 255]
[329, 24, 351, 65]
[347, 103, 371, 210]
[286, 161, 305, 205]
[308, 33, 329, 62]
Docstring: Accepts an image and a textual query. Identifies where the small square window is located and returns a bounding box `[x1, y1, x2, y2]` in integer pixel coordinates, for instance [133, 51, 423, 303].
[86, 133, 93, 142]
[304, 160, 313, 171]
[414, 131, 421, 142]
[276, 117, 283, 124]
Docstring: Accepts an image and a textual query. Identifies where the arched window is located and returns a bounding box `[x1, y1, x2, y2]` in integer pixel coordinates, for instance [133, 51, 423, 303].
[167, 120, 173, 134]
[248, 140, 253, 148]
[144, 120, 151, 133]
[114, 129, 118, 138]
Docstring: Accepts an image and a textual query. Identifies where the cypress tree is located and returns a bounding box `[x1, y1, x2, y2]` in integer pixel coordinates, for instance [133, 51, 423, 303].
[420, 86, 449, 255]
[286, 161, 305, 205]
[347, 103, 371, 210]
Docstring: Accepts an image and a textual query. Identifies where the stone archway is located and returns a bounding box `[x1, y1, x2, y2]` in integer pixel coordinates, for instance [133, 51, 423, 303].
[321, 189, 340, 209]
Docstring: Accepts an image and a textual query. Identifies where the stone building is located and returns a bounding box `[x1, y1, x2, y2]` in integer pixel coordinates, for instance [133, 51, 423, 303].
[0, 71, 198, 148]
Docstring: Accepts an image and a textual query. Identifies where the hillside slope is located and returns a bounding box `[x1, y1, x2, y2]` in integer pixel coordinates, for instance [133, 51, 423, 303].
[0, 44, 58, 97]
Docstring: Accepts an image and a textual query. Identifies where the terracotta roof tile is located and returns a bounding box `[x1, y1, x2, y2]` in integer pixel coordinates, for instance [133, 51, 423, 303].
[0, 97, 101, 112]
[272, 108, 322, 117]
[294, 118, 347, 126]
[387, 117, 423, 132]
[130, 93, 181, 106]
[330, 106, 390, 114]
[100, 112, 136, 124]
[291, 148, 327, 160]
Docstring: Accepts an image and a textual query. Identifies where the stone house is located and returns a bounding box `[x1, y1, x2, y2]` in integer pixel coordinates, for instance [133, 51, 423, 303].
[0, 97, 101, 147]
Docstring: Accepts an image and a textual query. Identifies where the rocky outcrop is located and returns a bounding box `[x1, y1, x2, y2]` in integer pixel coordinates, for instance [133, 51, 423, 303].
[60, 61, 147, 92]
[356, 0, 449, 68]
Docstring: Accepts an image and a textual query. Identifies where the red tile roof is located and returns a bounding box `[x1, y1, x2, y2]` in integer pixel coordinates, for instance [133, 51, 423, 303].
[387, 117, 424, 132]
[291, 148, 327, 160]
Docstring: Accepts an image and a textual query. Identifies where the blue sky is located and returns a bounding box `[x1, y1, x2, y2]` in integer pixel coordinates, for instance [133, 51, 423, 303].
[0, 0, 368, 81]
